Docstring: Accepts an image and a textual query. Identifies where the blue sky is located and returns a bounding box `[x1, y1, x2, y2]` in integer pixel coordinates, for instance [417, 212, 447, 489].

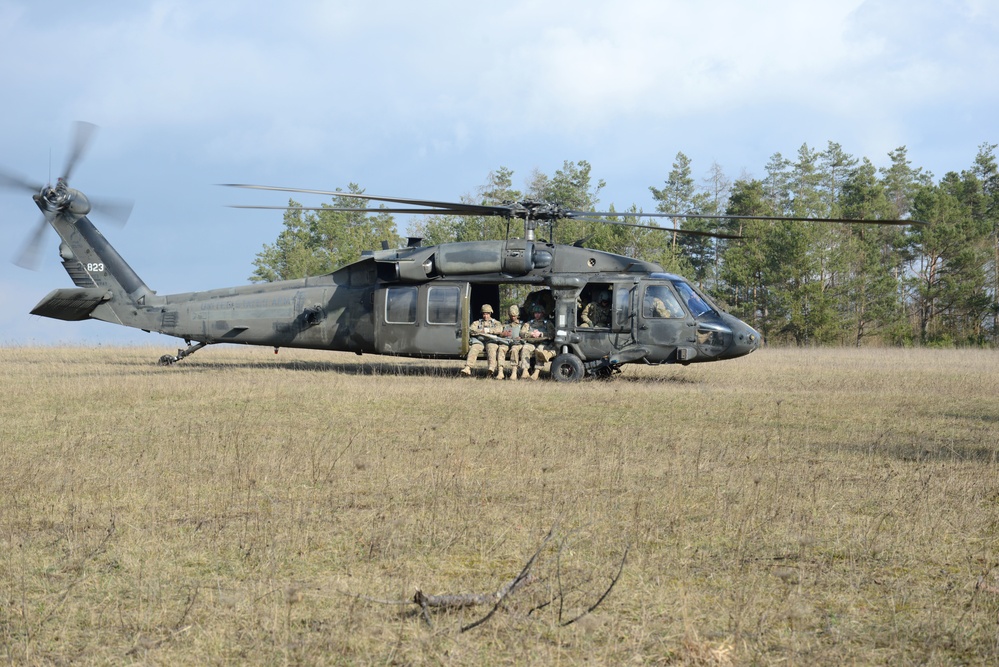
[1, 0, 996, 345]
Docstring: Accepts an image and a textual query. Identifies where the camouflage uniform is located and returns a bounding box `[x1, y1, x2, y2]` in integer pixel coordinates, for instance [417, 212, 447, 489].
[522, 289, 555, 319]
[520, 307, 556, 380]
[462, 304, 504, 377]
[496, 305, 527, 380]
[649, 297, 671, 318]
[645, 286, 683, 318]
[580, 292, 611, 327]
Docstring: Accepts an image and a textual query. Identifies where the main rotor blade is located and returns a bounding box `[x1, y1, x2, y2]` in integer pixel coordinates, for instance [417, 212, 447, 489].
[592, 218, 743, 240]
[571, 210, 925, 226]
[223, 184, 925, 228]
[61, 121, 98, 183]
[221, 184, 505, 217]
[231, 205, 742, 239]
[14, 216, 49, 270]
[229, 205, 466, 215]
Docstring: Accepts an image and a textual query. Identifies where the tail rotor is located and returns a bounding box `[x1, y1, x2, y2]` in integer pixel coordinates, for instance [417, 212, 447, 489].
[2, 122, 132, 269]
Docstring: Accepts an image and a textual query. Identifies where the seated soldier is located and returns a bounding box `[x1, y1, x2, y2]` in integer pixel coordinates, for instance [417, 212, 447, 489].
[496, 304, 527, 380]
[519, 304, 556, 380]
[462, 304, 504, 377]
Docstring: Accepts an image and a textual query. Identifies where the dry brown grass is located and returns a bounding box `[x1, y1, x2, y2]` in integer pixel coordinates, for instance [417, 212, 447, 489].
[1, 344, 997, 664]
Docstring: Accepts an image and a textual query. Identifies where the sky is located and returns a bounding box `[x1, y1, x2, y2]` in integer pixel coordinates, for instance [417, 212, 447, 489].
[1, 0, 997, 346]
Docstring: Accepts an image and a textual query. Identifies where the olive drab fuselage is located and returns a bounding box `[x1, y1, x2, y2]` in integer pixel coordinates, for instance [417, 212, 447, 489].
[29, 199, 761, 377]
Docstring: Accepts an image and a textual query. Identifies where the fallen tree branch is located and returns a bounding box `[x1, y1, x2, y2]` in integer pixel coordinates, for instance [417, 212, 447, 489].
[559, 542, 629, 627]
[413, 573, 535, 612]
[459, 526, 556, 632]
[402, 526, 556, 631]
[346, 523, 629, 632]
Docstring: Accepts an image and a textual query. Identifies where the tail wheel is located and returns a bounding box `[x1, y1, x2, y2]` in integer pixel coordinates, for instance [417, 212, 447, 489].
[550, 353, 585, 383]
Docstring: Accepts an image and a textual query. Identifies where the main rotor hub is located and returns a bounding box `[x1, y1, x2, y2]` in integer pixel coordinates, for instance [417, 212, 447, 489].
[502, 200, 568, 241]
[505, 199, 567, 221]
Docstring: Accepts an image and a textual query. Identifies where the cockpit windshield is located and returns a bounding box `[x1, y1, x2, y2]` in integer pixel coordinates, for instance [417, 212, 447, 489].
[671, 280, 716, 318]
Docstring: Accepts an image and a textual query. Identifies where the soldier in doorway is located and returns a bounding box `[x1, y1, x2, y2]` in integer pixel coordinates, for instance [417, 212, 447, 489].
[461, 304, 504, 377]
[496, 304, 527, 380]
[519, 304, 556, 380]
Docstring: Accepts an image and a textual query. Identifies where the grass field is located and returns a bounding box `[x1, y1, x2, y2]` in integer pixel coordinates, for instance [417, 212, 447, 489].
[1, 344, 998, 665]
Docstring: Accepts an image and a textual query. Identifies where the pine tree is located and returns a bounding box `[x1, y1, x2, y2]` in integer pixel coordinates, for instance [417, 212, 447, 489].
[838, 159, 907, 344]
[649, 152, 712, 286]
[250, 185, 401, 282]
[719, 179, 774, 337]
[970, 143, 999, 342]
[908, 172, 993, 344]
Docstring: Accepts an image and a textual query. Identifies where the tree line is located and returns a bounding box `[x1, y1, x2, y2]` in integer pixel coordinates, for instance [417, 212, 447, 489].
[252, 141, 999, 347]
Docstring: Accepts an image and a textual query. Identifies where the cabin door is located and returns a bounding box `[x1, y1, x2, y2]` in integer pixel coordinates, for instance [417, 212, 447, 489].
[374, 282, 468, 357]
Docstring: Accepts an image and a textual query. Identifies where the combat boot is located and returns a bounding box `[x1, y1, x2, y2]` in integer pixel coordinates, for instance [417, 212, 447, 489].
[519, 368, 529, 379]
[460, 366, 472, 376]
[529, 369, 540, 380]
[494, 368, 505, 380]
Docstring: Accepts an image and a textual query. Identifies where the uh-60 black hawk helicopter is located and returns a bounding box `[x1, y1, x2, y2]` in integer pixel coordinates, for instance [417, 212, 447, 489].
[6, 123, 922, 381]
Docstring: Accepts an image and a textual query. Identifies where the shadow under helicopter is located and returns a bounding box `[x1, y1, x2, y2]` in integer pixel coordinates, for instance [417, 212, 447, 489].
[105, 353, 708, 384]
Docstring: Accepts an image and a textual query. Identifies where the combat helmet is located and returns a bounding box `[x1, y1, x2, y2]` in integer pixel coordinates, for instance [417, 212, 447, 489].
[480, 304, 494, 314]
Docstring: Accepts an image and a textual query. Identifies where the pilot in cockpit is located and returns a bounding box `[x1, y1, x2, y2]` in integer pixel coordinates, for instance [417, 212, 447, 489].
[644, 285, 683, 318]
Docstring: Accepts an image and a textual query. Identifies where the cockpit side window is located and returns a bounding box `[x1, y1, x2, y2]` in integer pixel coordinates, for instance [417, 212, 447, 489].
[643, 284, 684, 318]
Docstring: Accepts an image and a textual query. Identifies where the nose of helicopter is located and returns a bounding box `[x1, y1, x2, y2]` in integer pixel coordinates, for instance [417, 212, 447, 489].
[724, 317, 762, 358]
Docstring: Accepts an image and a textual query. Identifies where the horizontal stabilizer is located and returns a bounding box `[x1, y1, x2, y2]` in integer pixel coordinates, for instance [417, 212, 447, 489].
[30, 288, 110, 321]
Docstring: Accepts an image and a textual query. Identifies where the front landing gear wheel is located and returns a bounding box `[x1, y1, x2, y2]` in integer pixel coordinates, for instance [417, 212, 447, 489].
[550, 353, 586, 383]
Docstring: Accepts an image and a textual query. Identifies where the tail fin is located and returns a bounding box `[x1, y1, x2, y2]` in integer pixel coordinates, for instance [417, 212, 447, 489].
[32, 207, 157, 326]
[56, 214, 149, 295]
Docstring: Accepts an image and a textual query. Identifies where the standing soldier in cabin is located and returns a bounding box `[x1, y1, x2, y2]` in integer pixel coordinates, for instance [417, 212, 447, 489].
[522, 288, 555, 322]
[580, 290, 612, 327]
[461, 304, 504, 377]
[496, 304, 527, 380]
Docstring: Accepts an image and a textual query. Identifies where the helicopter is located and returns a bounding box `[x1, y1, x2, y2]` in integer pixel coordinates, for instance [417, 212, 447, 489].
[5, 123, 923, 381]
